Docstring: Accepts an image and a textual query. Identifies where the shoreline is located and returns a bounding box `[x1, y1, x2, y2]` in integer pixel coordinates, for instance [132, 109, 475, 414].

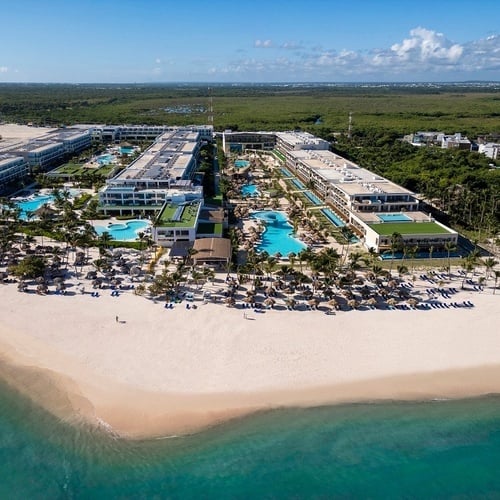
[1, 275, 499, 438]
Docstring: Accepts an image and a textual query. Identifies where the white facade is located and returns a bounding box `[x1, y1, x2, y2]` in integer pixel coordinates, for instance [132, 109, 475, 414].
[98, 127, 206, 215]
[0, 156, 29, 187]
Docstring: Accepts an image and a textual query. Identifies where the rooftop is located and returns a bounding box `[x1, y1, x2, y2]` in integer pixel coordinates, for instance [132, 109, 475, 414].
[155, 201, 200, 228]
[369, 221, 454, 236]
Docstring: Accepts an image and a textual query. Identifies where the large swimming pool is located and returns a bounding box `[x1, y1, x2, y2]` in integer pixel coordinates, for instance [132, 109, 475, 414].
[15, 195, 55, 219]
[252, 210, 306, 256]
[378, 213, 412, 222]
[94, 220, 150, 241]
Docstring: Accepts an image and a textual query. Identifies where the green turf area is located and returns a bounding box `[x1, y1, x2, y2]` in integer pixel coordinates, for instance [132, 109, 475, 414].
[370, 221, 452, 235]
[197, 222, 223, 234]
[155, 202, 199, 227]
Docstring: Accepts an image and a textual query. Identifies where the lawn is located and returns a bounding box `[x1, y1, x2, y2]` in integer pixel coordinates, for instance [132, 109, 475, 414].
[370, 221, 453, 235]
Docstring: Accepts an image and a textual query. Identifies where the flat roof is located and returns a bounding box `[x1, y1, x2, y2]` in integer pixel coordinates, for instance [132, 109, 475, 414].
[156, 201, 200, 227]
[290, 149, 414, 197]
[370, 222, 453, 236]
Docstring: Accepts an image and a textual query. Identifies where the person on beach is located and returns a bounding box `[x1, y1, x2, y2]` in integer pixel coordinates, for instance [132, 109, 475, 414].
[115, 315, 119, 323]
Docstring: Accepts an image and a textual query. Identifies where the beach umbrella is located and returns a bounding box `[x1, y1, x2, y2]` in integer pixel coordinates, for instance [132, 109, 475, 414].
[366, 297, 378, 307]
[327, 298, 339, 310]
[285, 298, 296, 310]
[407, 298, 419, 308]
[386, 298, 397, 307]
[225, 297, 236, 307]
[308, 298, 319, 309]
[347, 299, 360, 309]
[264, 297, 275, 309]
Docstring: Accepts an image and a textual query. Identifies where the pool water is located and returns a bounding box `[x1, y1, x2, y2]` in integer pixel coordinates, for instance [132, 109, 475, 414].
[241, 184, 259, 197]
[97, 154, 116, 165]
[378, 213, 412, 222]
[15, 195, 55, 219]
[252, 210, 306, 256]
[280, 168, 293, 177]
[94, 220, 150, 241]
[303, 191, 322, 205]
[234, 160, 250, 169]
[292, 178, 306, 189]
[119, 147, 135, 155]
[321, 208, 345, 227]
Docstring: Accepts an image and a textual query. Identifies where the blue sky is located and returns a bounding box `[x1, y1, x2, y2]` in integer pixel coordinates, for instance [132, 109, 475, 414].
[1, 0, 499, 83]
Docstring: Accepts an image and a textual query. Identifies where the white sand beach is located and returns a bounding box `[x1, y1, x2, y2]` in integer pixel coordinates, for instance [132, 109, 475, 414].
[0, 271, 499, 438]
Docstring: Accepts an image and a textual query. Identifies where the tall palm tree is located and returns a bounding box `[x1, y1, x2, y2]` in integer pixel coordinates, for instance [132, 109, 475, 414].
[482, 257, 498, 279]
[444, 241, 457, 279]
[388, 232, 402, 275]
[97, 231, 114, 256]
[493, 270, 500, 295]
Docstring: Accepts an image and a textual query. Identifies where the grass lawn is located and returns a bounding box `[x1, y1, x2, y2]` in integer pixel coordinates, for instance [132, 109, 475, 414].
[156, 202, 199, 227]
[370, 221, 453, 235]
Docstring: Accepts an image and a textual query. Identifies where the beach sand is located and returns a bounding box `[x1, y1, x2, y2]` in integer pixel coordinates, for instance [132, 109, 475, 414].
[0, 277, 499, 438]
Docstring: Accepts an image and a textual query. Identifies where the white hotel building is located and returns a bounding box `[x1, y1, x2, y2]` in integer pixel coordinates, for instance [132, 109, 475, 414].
[0, 155, 29, 189]
[98, 127, 208, 216]
[276, 131, 458, 253]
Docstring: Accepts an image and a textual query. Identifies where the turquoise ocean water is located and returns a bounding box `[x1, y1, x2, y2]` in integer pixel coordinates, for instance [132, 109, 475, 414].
[1, 378, 500, 499]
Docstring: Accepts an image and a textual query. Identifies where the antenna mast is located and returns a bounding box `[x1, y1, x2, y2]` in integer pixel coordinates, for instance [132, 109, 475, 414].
[348, 112, 352, 139]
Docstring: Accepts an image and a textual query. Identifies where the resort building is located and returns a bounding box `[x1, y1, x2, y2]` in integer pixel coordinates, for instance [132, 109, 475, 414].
[0, 155, 29, 189]
[11, 127, 92, 171]
[191, 237, 231, 267]
[98, 127, 207, 216]
[221, 131, 276, 154]
[276, 134, 458, 253]
[275, 131, 330, 153]
[152, 200, 202, 247]
[93, 125, 213, 144]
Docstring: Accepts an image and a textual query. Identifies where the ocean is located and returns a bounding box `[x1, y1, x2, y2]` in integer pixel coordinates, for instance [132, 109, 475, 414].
[1, 379, 500, 499]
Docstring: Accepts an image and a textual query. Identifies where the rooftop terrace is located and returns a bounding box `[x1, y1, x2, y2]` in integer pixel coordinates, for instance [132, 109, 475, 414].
[370, 221, 454, 236]
[155, 201, 200, 228]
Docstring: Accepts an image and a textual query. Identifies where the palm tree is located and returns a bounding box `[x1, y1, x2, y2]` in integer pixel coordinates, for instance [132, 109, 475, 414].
[388, 232, 402, 275]
[97, 231, 114, 256]
[493, 270, 500, 295]
[444, 241, 457, 278]
[482, 257, 498, 280]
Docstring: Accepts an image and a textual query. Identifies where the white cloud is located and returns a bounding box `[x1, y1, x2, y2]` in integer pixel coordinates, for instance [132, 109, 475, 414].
[390, 27, 463, 63]
[254, 39, 273, 48]
[0, 66, 8, 73]
[212, 28, 500, 80]
[155, 58, 161, 64]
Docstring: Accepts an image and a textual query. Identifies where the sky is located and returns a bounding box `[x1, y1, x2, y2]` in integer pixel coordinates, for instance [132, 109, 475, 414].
[1, 0, 499, 83]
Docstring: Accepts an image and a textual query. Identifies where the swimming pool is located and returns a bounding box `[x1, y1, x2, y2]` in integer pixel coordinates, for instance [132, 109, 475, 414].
[303, 191, 322, 205]
[241, 184, 259, 197]
[280, 167, 293, 177]
[234, 159, 250, 169]
[97, 154, 116, 165]
[321, 208, 345, 227]
[378, 213, 412, 222]
[292, 178, 306, 189]
[252, 210, 306, 256]
[15, 195, 55, 220]
[119, 147, 135, 155]
[94, 220, 150, 241]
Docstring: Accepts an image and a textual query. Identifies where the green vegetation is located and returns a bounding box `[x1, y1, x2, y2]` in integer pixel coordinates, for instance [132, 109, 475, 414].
[155, 202, 199, 227]
[370, 222, 451, 236]
[1, 83, 500, 137]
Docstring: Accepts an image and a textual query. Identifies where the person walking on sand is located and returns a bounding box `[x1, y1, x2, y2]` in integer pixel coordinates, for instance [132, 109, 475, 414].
[115, 315, 119, 323]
